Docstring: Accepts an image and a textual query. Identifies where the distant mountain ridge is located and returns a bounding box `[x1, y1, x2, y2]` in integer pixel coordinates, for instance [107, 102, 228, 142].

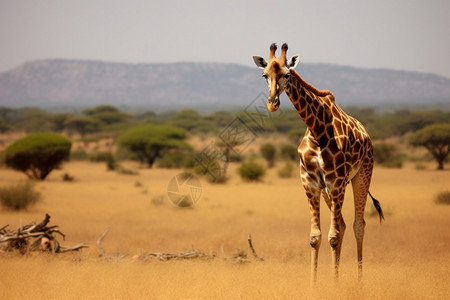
[0, 59, 449, 108]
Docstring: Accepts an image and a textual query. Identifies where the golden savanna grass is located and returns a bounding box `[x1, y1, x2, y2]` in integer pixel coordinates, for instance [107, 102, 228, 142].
[1, 160, 449, 299]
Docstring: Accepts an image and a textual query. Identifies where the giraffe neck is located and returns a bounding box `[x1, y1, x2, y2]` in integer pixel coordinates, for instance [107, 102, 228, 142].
[285, 70, 336, 140]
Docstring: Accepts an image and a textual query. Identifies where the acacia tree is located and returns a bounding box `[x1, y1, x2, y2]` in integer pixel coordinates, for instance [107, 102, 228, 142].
[83, 105, 130, 126]
[5, 133, 72, 180]
[118, 124, 191, 168]
[409, 123, 450, 170]
[215, 132, 246, 176]
[65, 116, 98, 137]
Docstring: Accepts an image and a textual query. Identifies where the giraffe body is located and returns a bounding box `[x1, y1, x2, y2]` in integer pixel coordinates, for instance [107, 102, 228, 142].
[253, 43, 383, 283]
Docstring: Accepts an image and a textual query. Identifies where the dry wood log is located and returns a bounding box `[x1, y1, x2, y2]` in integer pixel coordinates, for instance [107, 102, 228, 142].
[0, 214, 87, 254]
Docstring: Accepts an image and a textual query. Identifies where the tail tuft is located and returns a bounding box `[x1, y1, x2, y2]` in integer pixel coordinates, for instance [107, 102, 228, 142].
[368, 191, 384, 223]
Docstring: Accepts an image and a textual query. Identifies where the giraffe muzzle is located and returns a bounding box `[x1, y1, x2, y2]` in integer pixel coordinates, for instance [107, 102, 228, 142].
[267, 96, 280, 112]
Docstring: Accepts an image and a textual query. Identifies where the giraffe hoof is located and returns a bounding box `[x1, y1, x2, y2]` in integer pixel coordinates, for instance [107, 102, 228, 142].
[310, 236, 320, 248]
[329, 237, 339, 248]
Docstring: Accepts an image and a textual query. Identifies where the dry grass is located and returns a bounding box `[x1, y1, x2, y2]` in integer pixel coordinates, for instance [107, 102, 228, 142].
[1, 160, 449, 299]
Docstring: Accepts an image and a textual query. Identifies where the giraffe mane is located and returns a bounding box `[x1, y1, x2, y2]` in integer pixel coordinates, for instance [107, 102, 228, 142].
[290, 69, 335, 99]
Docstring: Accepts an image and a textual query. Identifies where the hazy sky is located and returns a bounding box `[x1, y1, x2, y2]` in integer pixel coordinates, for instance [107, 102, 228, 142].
[1, 0, 450, 78]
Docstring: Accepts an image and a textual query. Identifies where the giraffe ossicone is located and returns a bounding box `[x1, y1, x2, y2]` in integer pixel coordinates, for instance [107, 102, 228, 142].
[253, 43, 384, 284]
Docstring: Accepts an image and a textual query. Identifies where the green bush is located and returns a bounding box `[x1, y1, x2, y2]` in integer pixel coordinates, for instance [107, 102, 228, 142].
[280, 144, 298, 161]
[157, 151, 196, 169]
[381, 156, 404, 169]
[192, 156, 227, 183]
[435, 190, 450, 205]
[0, 181, 41, 210]
[70, 148, 88, 161]
[373, 143, 395, 163]
[260, 143, 276, 167]
[207, 173, 228, 183]
[89, 151, 114, 162]
[238, 161, 265, 182]
[88, 151, 116, 170]
[373, 143, 403, 168]
[4, 133, 72, 180]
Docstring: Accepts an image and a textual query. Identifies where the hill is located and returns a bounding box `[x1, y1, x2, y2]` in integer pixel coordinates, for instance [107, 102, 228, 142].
[0, 59, 449, 108]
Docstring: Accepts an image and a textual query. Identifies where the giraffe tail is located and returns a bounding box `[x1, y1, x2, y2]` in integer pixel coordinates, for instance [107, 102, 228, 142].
[368, 191, 384, 223]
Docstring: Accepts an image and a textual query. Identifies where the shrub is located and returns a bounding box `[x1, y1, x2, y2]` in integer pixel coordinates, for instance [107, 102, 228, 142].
[89, 151, 114, 162]
[238, 161, 265, 182]
[435, 190, 450, 205]
[62, 173, 75, 181]
[157, 151, 195, 169]
[4, 133, 72, 180]
[381, 156, 404, 169]
[70, 148, 88, 161]
[207, 173, 228, 183]
[229, 153, 242, 162]
[193, 159, 228, 183]
[373, 143, 404, 168]
[373, 143, 395, 164]
[88, 151, 116, 170]
[280, 144, 298, 161]
[278, 162, 295, 178]
[0, 181, 41, 210]
[260, 143, 276, 167]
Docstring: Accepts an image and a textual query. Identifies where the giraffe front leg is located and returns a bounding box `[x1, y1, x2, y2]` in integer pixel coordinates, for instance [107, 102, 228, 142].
[328, 191, 346, 279]
[305, 187, 322, 286]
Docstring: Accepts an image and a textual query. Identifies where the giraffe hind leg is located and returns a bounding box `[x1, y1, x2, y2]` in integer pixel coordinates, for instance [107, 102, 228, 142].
[351, 168, 372, 279]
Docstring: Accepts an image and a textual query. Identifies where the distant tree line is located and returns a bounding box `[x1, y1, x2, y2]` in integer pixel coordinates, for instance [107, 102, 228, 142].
[0, 105, 449, 173]
[1, 105, 449, 138]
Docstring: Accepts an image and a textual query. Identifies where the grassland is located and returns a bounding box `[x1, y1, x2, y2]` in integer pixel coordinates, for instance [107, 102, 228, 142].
[1, 160, 449, 299]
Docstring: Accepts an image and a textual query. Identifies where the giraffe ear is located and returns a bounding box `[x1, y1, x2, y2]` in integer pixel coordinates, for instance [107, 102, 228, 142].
[253, 56, 267, 69]
[287, 55, 300, 69]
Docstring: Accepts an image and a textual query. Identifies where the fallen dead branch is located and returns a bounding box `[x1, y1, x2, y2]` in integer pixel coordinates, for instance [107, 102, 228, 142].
[138, 249, 216, 261]
[97, 228, 215, 261]
[97, 229, 265, 263]
[0, 213, 88, 254]
[96, 228, 128, 260]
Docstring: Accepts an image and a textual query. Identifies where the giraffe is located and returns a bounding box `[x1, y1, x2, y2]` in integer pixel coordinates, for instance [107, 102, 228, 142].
[253, 43, 384, 283]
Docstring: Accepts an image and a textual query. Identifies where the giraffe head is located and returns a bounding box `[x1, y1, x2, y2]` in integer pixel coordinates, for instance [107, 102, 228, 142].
[253, 43, 299, 112]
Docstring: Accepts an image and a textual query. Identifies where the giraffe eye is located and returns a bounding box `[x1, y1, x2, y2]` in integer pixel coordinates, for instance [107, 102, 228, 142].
[284, 73, 291, 79]
[262, 74, 268, 79]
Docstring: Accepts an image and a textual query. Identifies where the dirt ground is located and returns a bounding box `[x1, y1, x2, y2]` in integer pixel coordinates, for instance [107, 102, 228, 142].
[1, 160, 449, 299]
